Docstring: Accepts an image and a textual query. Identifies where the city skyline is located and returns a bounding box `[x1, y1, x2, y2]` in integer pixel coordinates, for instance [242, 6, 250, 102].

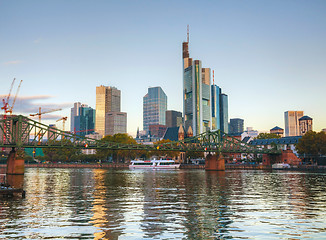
[1, 1, 325, 136]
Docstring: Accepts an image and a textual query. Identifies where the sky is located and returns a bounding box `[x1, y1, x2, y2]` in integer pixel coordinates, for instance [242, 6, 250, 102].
[0, 0, 325, 136]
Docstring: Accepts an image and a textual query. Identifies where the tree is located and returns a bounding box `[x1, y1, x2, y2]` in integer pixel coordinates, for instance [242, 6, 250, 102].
[97, 133, 140, 163]
[153, 139, 180, 159]
[42, 139, 81, 162]
[296, 131, 326, 157]
[256, 133, 281, 139]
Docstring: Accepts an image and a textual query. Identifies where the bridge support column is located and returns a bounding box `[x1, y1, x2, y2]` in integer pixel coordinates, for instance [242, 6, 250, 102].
[6, 148, 24, 175]
[6, 148, 25, 189]
[205, 153, 225, 171]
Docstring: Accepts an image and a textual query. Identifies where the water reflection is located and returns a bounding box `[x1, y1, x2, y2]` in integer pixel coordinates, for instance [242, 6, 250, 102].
[0, 168, 325, 239]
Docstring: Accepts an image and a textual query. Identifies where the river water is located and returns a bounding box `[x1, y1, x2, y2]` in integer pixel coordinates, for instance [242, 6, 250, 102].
[0, 168, 325, 239]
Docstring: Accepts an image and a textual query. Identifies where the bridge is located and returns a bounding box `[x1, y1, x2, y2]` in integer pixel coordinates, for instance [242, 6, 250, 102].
[0, 115, 281, 177]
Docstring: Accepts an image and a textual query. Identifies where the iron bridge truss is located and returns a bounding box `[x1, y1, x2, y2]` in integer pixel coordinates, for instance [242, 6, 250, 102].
[0, 115, 280, 154]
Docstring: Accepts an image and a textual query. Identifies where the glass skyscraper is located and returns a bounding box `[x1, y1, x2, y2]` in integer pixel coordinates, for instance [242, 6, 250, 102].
[183, 41, 211, 136]
[71, 103, 95, 136]
[211, 85, 229, 133]
[143, 87, 167, 133]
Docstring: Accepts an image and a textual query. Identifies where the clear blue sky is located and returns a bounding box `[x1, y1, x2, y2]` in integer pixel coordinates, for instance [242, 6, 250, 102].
[1, 0, 325, 136]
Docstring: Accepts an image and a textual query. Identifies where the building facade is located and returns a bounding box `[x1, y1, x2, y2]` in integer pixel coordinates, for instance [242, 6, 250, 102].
[95, 85, 121, 137]
[73, 104, 95, 137]
[284, 111, 304, 136]
[165, 110, 182, 128]
[70, 102, 81, 132]
[270, 126, 284, 137]
[229, 118, 244, 135]
[143, 87, 167, 133]
[299, 115, 313, 136]
[105, 112, 127, 136]
[148, 124, 167, 138]
[183, 41, 211, 136]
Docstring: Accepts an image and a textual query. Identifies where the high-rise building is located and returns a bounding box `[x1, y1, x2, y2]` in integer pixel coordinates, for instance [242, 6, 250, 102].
[143, 87, 167, 133]
[105, 112, 127, 136]
[284, 111, 304, 136]
[70, 102, 81, 132]
[299, 116, 313, 136]
[166, 110, 182, 128]
[229, 118, 244, 135]
[73, 104, 95, 137]
[95, 85, 121, 137]
[183, 39, 211, 136]
[211, 85, 228, 133]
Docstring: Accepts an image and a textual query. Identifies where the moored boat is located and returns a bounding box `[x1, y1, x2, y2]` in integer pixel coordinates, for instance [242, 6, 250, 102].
[129, 159, 180, 169]
[272, 163, 291, 169]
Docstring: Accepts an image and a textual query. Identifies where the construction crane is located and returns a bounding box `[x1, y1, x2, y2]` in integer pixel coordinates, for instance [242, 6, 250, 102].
[1, 78, 16, 115]
[56, 116, 68, 131]
[8, 79, 23, 115]
[30, 107, 62, 123]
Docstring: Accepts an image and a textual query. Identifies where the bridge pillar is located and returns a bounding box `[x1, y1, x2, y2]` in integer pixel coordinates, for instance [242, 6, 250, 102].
[205, 153, 225, 171]
[6, 148, 25, 175]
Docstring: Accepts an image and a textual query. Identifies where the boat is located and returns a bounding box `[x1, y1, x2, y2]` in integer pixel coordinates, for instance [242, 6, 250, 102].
[129, 159, 180, 169]
[272, 163, 291, 169]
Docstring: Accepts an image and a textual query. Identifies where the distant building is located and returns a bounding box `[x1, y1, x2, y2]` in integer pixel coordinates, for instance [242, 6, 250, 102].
[183, 39, 211, 136]
[166, 110, 182, 128]
[229, 118, 244, 135]
[72, 104, 95, 137]
[143, 87, 167, 133]
[82, 132, 102, 155]
[241, 127, 259, 141]
[284, 111, 304, 136]
[323, 129, 326, 133]
[211, 85, 228, 133]
[70, 102, 81, 132]
[270, 126, 284, 137]
[95, 85, 121, 137]
[48, 124, 57, 141]
[105, 112, 127, 136]
[299, 116, 313, 135]
[149, 124, 167, 138]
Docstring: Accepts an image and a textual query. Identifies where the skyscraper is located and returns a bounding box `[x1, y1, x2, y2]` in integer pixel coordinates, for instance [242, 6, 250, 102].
[71, 103, 95, 136]
[95, 85, 121, 137]
[183, 38, 211, 136]
[211, 84, 228, 133]
[105, 112, 127, 136]
[229, 118, 244, 135]
[299, 115, 313, 135]
[166, 110, 182, 128]
[284, 111, 304, 136]
[143, 87, 167, 133]
[70, 102, 81, 132]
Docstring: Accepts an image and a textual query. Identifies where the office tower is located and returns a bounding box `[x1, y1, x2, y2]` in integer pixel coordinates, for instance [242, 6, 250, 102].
[284, 111, 304, 136]
[95, 85, 121, 137]
[229, 118, 244, 135]
[73, 104, 96, 137]
[299, 116, 313, 135]
[70, 102, 81, 132]
[183, 38, 211, 136]
[143, 87, 167, 133]
[149, 124, 167, 138]
[166, 110, 182, 128]
[105, 112, 127, 136]
[211, 85, 229, 133]
[48, 124, 57, 140]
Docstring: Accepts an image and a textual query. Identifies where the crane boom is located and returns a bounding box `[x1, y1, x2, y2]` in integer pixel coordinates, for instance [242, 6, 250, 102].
[8, 79, 23, 114]
[6, 78, 16, 104]
[30, 108, 62, 117]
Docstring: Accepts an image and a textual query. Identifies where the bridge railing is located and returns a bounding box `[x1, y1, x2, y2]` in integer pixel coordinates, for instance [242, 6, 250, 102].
[0, 115, 281, 154]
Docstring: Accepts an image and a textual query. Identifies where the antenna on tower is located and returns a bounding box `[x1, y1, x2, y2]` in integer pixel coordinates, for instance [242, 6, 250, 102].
[187, 25, 189, 43]
[213, 70, 215, 85]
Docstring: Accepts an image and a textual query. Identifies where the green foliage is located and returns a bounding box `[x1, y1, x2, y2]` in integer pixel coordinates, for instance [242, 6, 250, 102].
[42, 139, 81, 162]
[256, 133, 281, 139]
[296, 131, 326, 156]
[97, 133, 141, 163]
[153, 139, 180, 159]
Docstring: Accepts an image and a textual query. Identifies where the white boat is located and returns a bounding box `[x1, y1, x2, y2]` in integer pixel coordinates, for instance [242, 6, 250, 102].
[272, 163, 291, 169]
[129, 159, 180, 169]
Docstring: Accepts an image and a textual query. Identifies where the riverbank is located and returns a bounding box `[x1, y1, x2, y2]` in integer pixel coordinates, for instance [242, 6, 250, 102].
[1, 163, 326, 171]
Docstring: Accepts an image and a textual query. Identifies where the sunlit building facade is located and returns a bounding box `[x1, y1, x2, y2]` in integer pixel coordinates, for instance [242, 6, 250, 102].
[211, 85, 228, 133]
[105, 112, 127, 136]
[95, 85, 121, 137]
[284, 111, 304, 136]
[143, 87, 167, 133]
[299, 115, 313, 136]
[183, 41, 211, 136]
